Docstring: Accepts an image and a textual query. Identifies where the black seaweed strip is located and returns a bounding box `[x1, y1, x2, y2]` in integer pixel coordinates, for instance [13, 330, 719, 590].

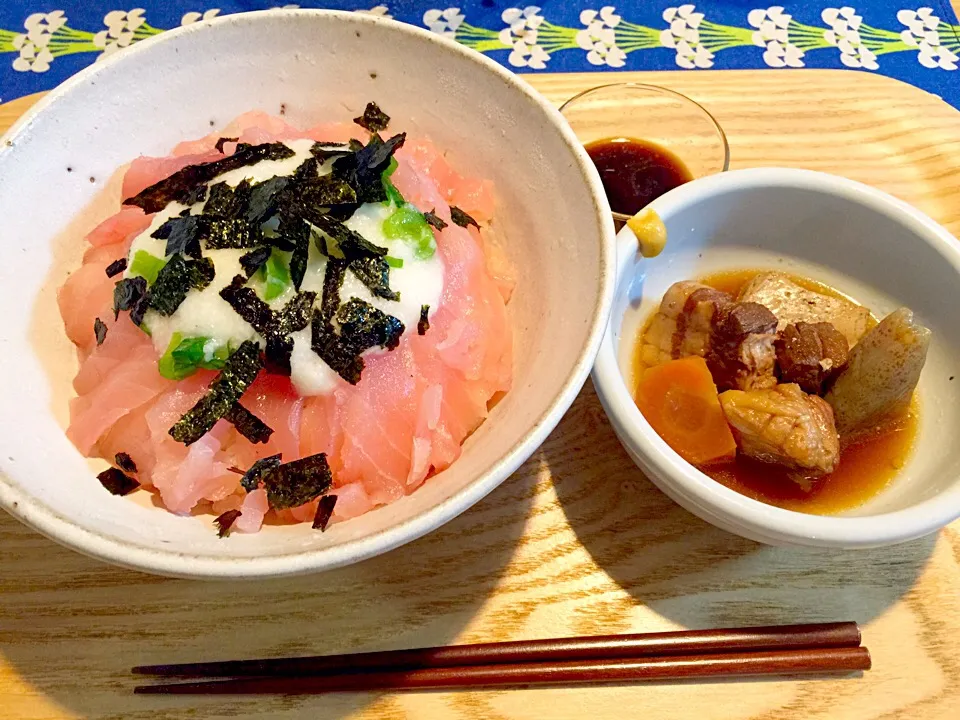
[320, 259, 348, 322]
[152, 215, 203, 258]
[124, 142, 295, 214]
[311, 215, 387, 260]
[149, 255, 215, 316]
[97, 468, 139, 496]
[276, 291, 316, 333]
[201, 218, 263, 249]
[225, 403, 274, 444]
[418, 305, 430, 335]
[94, 317, 108, 345]
[168, 340, 263, 445]
[283, 218, 311, 290]
[312, 494, 338, 531]
[105, 257, 128, 278]
[423, 210, 448, 231]
[112, 276, 147, 320]
[240, 454, 282, 492]
[337, 298, 405, 352]
[450, 206, 480, 229]
[214, 509, 242, 538]
[215, 137, 238, 153]
[239, 246, 273, 277]
[350, 256, 400, 301]
[264, 335, 294, 376]
[115, 452, 137, 474]
[218, 278, 276, 336]
[262, 453, 333, 510]
[245, 176, 291, 224]
[204, 180, 251, 218]
[353, 102, 390, 133]
[311, 308, 365, 385]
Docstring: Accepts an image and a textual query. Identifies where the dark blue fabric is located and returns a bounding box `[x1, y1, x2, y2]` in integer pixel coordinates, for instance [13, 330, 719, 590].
[1, 2, 958, 106]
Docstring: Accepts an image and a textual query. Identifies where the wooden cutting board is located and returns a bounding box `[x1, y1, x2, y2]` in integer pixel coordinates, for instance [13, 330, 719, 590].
[1, 69, 959, 720]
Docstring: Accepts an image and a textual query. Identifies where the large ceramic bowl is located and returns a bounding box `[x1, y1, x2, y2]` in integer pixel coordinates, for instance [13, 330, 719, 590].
[0, 10, 615, 578]
[593, 168, 960, 548]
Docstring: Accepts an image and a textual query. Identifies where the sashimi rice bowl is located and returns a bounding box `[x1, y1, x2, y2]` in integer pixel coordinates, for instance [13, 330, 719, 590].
[0, 10, 614, 577]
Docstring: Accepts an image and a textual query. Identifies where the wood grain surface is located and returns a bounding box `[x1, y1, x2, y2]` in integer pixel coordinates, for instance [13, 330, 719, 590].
[2, 69, 960, 720]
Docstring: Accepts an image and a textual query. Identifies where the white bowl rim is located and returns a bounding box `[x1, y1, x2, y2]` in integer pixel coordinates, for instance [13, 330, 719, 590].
[0, 8, 617, 578]
[593, 166, 960, 548]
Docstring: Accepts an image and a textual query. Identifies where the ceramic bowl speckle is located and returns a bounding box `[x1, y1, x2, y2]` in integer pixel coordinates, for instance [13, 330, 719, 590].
[0, 10, 616, 578]
[592, 167, 960, 548]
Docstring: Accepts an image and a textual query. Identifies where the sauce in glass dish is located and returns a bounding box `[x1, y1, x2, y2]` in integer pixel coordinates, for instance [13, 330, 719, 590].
[585, 137, 692, 215]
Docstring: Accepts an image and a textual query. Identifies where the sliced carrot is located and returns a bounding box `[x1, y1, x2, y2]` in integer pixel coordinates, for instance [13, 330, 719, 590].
[635, 357, 737, 466]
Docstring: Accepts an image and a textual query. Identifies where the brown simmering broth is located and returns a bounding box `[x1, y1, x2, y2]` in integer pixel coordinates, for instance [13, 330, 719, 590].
[633, 269, 918, 515]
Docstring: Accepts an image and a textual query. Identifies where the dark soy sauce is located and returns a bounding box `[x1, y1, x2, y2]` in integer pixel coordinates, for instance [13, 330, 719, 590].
[585, 137, 693, 216]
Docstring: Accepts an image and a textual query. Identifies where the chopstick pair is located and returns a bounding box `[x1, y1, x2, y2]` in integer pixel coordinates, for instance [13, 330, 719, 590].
[133, 621, 870, 695]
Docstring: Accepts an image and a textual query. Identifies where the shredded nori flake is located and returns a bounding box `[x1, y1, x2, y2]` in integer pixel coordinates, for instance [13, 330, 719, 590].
[184, 184, 208, 206]
[337, 298, 404, 352]
[149, 255, 215, 316]
[94, 317, 108, 345]
[277, 291, 317, 335]
[309, 143, 350, 164]
[264, 335, 294, 375]
[333, 132, 406, 204]
[97, 467, 139, 496]
[450, 206, 480, 229]
[312, 215, 387, 260]
[152, 215, 203, 258]
[113, 276, 148, 320]
[418, 305, 430, 335]
[321, 259, 348, 321]
[204, 180, 251, 218]
[245, 176, 291, 224]
[240, 454, 282, 492]
[214, 137, 238, 153]
[200, 217, 263, 249]
[288, 222, 310, 290]
[225, 402, 274, 444]
[312, 494, 338, 531]
[214, 509, 242, 538]
[168, 340, 263, 445]
[311, 309, 365, 384]
[353, 102, 390, 133]
[350, 255, 400, 301]
[423, 210, 448, 231]
[239, 246, 273, 277]
[261, 453, 333, 510]
[105, 257, 128, 278]
[115, 452, 137, 474]
[219, 278, 275, 336]
[124, 142, 295, 214]
[347, 138, 364, 152]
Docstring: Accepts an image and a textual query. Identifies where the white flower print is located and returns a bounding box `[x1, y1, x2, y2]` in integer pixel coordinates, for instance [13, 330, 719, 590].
[898, 8, 958, 70]
[93, 9, 146, 57]
[576, 7, 625, 67]
[423, 8, 465, 39]
[358, 6, 392, 19]
[660, 5, 713, 68]
[181, 9, 222, 26]
[748, 7, 804, 67]
[12, 11, 67, 72]
[498, 7, 559, 69]
[821, 6, 878, 69]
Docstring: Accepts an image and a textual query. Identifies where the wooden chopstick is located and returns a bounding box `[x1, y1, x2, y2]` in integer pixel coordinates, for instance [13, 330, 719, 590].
[132, 621, 861, 679]
[134, 647, 871, 694]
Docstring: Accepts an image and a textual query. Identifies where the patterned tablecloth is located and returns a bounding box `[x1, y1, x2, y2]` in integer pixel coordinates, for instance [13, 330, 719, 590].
[1, 2, 959, 106]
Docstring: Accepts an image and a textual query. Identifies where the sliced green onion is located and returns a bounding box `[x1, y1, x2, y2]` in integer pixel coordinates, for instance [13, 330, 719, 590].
[382, 157, 405, 208]
[382, 204, 436, 260]
[158, 333, 230, 380]
[384, 256, 404, 269]
[128, 250, 167, 285]
[256, 248, 292, 301]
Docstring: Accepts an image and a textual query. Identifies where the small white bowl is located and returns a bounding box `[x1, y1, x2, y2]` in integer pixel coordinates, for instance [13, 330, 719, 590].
[0, 10, 615, 577]
[593, 167, 960, 548]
